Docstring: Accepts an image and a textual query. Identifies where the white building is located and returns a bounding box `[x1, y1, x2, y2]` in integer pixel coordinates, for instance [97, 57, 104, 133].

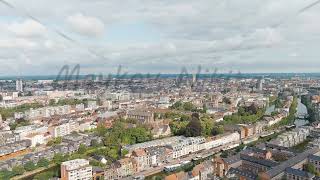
[168, 137, 206, 159]
[24, 133, 45, 147]
[61, 159, 92, 180]
[16, 79, 23, 92]
[268, 126, 313, 147]
[204, 132, 240, 150]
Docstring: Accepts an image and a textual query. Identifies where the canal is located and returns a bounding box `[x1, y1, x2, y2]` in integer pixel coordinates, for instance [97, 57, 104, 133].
[294, 98, 309, 127]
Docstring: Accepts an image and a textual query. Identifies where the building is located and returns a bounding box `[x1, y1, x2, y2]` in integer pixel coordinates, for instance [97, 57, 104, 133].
[61, 159, 92, 180]
[16, 79, 23, 92]
[268, 126, 312, 148]
[24, 133, 45, 147]
[258, 148, 320, 180]
[167, 137, 205, 159]
[284, 167, 314, 180]
[188, 160, 214, 180]
[215, 154, 242, 177]
[131, 149, 149, 172]
[204, 132, 240, 150]
[126, 110, 154, 124]
[104, 158, 135, 179]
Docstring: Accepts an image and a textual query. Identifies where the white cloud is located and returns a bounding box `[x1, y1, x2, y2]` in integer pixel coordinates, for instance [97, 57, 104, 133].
[7, 19, 47, 37]
[0, 38, 38, 49]
[66, 13, 105, 37]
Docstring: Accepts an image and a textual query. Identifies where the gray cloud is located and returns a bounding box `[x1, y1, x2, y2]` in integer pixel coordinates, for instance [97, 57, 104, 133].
[0, 0, 320, 75]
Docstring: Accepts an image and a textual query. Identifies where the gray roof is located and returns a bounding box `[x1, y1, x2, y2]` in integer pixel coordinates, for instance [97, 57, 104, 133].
[240, 154, 279, 167]
[228, 167, 257, 180]
[266, 148, 320, 178]
[309, 155, 320, 162]
[223, 154, 241, 165]
[285, 167, 314, 178]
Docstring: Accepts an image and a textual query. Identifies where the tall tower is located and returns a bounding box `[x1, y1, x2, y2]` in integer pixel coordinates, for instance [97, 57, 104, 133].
[16, 79, 23, 92]
[257, 77, 264, 91]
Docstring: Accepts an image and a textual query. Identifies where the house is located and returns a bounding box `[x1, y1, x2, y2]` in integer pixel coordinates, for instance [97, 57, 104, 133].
[284, 167, 314, 180]
[258, 148, 320, 180]
[240, 153, 279, 174]
[215, 154, 242, 177]
[145, 146, 169, 166]
[242, 147, 272, 160]
[188, 160, 214, 180]
[105, 158, 135, 179]
[24, 133, 45, 147]
[92, 155, 107, 164]
[204, 132, 240, 150]
[165, 171, 187, 180]
[167, 137, 205, 159]
[239, 124, 255, 137]
[308, 155, 320, 171]
[132, 149, 149, 172]
[224, 125, 246, 139]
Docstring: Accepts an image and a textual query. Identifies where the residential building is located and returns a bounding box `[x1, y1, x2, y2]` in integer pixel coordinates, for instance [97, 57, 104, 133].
[61, 159, 92, 180]
[284, 167, 314, 180]
[16, 79, 23, 92]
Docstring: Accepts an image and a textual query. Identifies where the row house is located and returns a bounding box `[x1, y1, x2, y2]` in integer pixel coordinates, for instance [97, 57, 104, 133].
[131, 149, 149, 172]
[204, 132, 240, 150]
[268, 126, 313, 148]
[167, 137, 205, 159]
[0, 131, 20, 146]
[105, 158, 135, 180]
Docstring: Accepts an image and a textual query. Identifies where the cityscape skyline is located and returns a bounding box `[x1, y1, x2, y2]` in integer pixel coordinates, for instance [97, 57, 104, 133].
[2, 1, 320, 179]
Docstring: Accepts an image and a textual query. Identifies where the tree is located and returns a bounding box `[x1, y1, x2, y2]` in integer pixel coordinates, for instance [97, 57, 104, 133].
[183, 102, 196, 111]
[52, 153, 64, 165]
[33, 171, 55, 180]
[24, 161, 37, 171]
[49, 99, 56, 106]
[0, 170, 15, 179]
[171, 101, 183, 110]
[304, 163, 320, 176]
[12, 165, 25, 175]
[78, 144, 87, 154]
[96, 124, 108, 137]
[37, 158, 50, 168]
[200, 117, 214, 136]
[185, 113, 202, 137]
[223, 97, 232, 104]
[246, 103, 259, 114]
[212, 125, 224, 136]
[91, 139, 100, 147]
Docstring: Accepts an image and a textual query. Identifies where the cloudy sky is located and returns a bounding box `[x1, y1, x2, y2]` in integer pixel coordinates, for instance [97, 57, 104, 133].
[1, 0, 320, 76]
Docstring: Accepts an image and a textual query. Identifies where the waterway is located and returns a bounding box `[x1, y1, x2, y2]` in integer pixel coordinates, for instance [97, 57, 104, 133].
[294, 98, 309, 127]
[265, 105, 275, 115]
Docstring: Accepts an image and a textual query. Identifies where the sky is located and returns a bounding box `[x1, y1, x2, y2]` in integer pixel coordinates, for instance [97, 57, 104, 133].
[1, 0, 320, 76]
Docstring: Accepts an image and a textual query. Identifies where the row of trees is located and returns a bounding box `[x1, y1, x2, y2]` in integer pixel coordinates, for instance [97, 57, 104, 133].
[94, 121, 152, 161]
[170, 101, 207, 113]
[301, 95, 317, 123]
[0, 158, 49, 179]
[170, 113, 224, 137]
[223, 104, 266, 125]
[0, 102, 43, 120]
[48, 98, 93, 106]
[273, 97, 298, 127]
